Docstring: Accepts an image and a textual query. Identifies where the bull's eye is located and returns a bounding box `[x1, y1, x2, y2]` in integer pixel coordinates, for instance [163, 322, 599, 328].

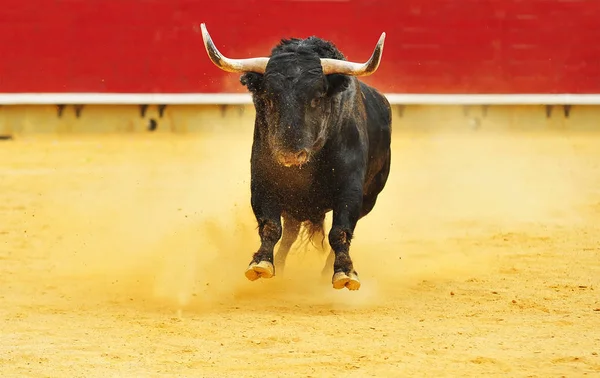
[310, 97, 321, 108]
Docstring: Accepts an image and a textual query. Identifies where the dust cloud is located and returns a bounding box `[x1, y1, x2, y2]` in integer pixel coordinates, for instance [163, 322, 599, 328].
[41, 135, 257, 313]
[36, 131, 587, 316]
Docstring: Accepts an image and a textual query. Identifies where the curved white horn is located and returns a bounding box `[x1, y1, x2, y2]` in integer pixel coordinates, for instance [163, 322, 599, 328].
[320, 32, 386, 76]
[201, 23, 269, 73]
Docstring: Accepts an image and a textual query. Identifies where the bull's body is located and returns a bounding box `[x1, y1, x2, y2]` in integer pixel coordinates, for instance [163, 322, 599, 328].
[251, 79, 391, 225]
[201, 25, 391, 290]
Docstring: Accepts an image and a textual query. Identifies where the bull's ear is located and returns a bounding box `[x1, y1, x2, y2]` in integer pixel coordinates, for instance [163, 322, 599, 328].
[326, 74, 351, 96]
[240, 72, 264, 93]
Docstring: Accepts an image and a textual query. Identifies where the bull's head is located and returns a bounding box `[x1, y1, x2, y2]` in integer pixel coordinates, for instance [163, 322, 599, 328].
[200, 23, 385, 167]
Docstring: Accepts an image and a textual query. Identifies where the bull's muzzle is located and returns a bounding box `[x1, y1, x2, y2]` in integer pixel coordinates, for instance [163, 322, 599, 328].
[276, 149, 309, 168]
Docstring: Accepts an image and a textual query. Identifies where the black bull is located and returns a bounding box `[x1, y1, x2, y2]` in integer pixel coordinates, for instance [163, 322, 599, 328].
[201, 24, 392, 291]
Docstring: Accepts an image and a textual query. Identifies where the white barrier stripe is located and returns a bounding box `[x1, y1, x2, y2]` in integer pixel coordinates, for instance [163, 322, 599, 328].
[385, 94, 600, 105]
[1, 93, 600, 105]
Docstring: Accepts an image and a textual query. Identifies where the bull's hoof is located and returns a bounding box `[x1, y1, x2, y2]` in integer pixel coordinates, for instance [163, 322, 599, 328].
[332, 271, 361, 291]
[245, 261, 274, 281]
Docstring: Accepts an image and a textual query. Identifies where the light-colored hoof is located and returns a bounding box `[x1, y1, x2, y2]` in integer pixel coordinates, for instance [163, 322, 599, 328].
[332, 271, 361, 291]
[245, 261, 274, 281]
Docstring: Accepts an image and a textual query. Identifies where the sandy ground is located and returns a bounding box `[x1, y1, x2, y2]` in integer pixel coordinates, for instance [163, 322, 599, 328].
[1, 129, 599, 377]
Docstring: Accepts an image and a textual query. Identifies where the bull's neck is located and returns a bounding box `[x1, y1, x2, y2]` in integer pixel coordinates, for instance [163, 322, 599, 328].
[328, 78, 360, 134]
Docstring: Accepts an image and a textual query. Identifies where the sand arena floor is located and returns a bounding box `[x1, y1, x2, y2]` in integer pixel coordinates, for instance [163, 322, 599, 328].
[1, 129, 599, 377]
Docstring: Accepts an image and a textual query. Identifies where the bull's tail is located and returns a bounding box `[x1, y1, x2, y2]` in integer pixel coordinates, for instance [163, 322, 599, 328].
[296, 218, 328, 254]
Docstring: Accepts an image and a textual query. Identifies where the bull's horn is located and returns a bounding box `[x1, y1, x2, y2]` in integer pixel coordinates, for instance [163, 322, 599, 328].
[200, 23, 269, 73]
[320, 32, 386, 77]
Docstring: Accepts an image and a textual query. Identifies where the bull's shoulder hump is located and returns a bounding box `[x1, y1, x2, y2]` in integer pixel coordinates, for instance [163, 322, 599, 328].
[358, 82, 390, 113]
[355, 82, 385, 108]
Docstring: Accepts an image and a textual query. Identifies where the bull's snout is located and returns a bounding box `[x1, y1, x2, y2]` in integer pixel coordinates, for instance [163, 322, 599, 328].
[276, 149, 309, 167]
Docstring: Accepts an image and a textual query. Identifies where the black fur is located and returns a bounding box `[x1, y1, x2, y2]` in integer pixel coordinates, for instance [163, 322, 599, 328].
[241, 35, 392, 280]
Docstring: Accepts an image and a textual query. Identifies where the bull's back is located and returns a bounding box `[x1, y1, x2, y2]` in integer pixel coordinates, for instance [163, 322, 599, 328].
[358, 81, 392, 194]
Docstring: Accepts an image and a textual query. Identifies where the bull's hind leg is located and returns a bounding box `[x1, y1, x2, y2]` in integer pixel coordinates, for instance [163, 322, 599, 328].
[273, 214, 301, 275]
[321, 248, 336, 278]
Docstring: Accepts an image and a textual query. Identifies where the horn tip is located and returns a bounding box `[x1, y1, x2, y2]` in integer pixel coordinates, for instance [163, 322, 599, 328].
[200, 23, 211, 47]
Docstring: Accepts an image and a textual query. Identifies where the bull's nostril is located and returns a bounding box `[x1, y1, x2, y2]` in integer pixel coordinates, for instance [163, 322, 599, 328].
[276, 149, 309, 167]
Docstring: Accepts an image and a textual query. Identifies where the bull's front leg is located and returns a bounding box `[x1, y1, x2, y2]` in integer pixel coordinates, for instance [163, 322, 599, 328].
[328, 184, 363, 291]
[245, 184, 282, 281]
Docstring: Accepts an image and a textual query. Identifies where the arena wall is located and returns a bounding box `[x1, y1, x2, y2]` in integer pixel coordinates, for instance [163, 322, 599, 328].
[1, 0, 599, 134]
[2, 104, 599, 136]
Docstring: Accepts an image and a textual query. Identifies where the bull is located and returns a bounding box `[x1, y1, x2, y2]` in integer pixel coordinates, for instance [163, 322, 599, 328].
[200, 24, 392, 291]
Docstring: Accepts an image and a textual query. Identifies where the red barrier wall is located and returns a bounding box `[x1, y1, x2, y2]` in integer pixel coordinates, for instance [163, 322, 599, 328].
[1, 0, 599, 94]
